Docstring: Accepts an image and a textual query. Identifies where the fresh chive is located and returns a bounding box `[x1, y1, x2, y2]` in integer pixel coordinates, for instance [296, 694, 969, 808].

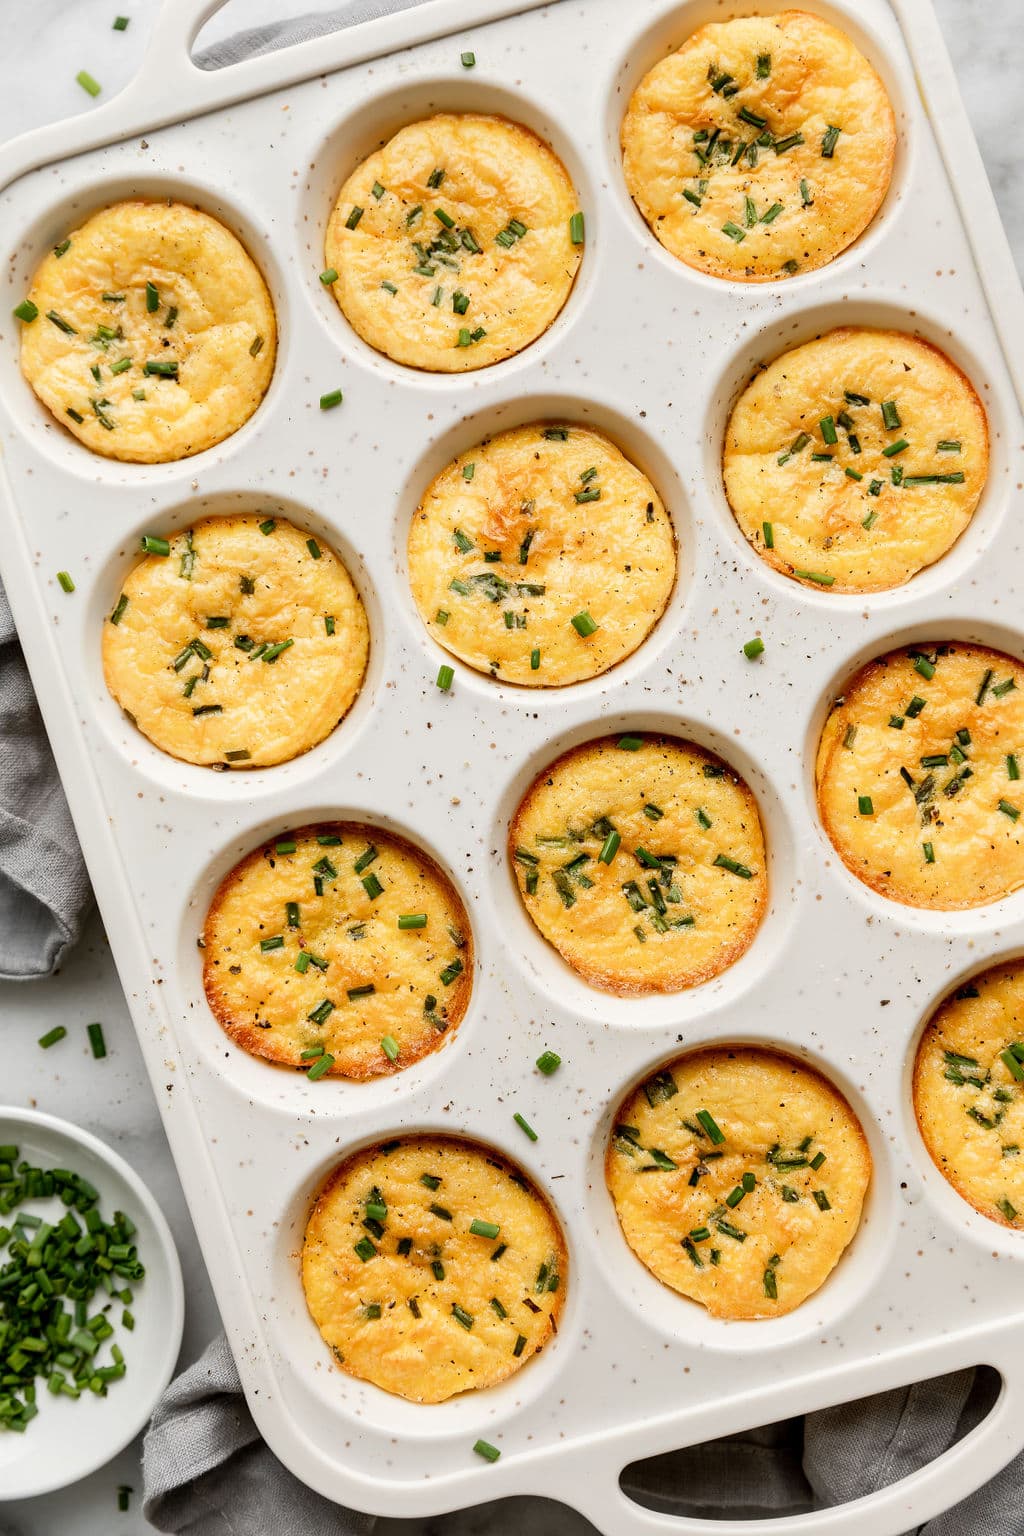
[937, 440, 962, 452]
[474, 1440, 501, 1463]
[57, 571, 75, 593]
[914, 655, 937, 680]
[13, 300, 38, 323]
[569, 212, 585, 245]
[721, 221, 746, 243]
[319, 389, 343, 409]
[461, 50, 475, 67]
[881, 400, 901, 432]
[530, 647, 540, 670]
[695, 1109, 725, 1144]
[47, 310, 77, 335]
[598, 830, 620, 864]
[87, 1023, 107, 1059]
[882, 438, 908, 458]
[513, 1112, 538, 1141]
[39, 1026, 67, 1049]
[773, 132, 804, 154]
[362, 873, 384, 900]
[713, 853, 753, 879]
[109, 594, 128, 626]
[858, 795, 874, 816]
[77, 70, 101, 97]
[903, 473, 966, 485]
[821, 125, 841, 157]
[800, 179, 812, 206]
[997, 1197, 1018, 1222]
[618, 735, 643, 751]
[570, 611, 598, 638]
[319, 268, 339, 285]
[999, 800, 1020, 821]
[470, 1219, 500, 1239]
[923, 842, 935, 863]
[1008, 755, 1021, 782]
[380, 280, 397, 295]
[437, 664, 454, 692]
[345, 206, 364, 230]
[793, 569, 835, 586]
[142, 359, 177, 377]
[762, 520, 774, 549]
[743, 637, 764, 660]
[381, 1035, 399, 1062]
[397, 913, 427, 930]
[820, 415, 838, 446]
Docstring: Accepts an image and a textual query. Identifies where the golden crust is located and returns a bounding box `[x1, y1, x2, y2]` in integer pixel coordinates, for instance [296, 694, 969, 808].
[723, 328, 988, 591]
[325, 113, 581, 371]
[203, 823, 472, 1079]
[102, 515, 368, 768]
[407, 423, 676, 685]
[20, 201, 275, 462]
[816, 643, 1024, 909]
[606, 1047, 871, 1319]
[509, 735, 767, 994]
[302, 1135, 566, 1402]
[622, 10, 895, 282]
[913, 961, 1024, 1229]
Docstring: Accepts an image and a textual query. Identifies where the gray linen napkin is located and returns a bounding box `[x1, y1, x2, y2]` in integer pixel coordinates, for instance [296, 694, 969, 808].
[0, 582, 91, 979]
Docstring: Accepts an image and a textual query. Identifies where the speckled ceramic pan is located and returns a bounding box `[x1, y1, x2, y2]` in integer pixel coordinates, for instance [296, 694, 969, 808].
[0, 1, 1023, 1532]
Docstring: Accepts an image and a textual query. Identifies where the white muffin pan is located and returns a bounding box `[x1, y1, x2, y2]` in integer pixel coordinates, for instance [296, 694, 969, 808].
[1, 1, 1023, 1531]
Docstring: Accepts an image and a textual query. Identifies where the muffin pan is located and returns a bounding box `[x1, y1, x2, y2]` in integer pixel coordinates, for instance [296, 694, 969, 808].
[1, 0, 1023, 1530]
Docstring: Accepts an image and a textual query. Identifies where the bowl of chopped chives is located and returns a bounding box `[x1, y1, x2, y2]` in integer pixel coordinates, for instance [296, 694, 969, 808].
[0, 1106, 183, 1496]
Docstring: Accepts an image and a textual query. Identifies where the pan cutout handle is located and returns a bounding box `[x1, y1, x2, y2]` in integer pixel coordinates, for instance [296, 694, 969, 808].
[561, 1357, 1024, 1536]
[0, 0, 551, 194]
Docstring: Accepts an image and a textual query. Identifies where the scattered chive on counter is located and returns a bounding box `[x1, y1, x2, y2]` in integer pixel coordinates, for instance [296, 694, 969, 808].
[461, 50, 476, 67]
[76, 70, 101, 97]
[743, 638, 764, 660]
[319, 389, 343, 410]
[536, 1050, 561, 1075]
[56, 571, 75, 594]
[473, 1438, 501, 1462]
[436, 664, 454, 693]
[513, 1112, 538, 1142]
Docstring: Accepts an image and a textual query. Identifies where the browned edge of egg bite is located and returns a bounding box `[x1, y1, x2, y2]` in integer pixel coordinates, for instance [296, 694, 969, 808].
[202, 822, 473, 1079]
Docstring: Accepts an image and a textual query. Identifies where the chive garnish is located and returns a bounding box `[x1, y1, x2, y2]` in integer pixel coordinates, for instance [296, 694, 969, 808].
[513, 1112, 538, 1141]
[618, 735, 643, 751]
[999, 800, 1020, 821]
[882, 438, 908, 458]
[743, 637, 764, 660]
[77, 70, 101, 96]
[47, 311, 76, 335]
[345, 206, 364, 230]
[881, 400, 901, 431]
[319, 389, 343, 409]
[598, 830, 620, 865]
[569, 212, 585, 245]
[773, 132, 804, 154]
[57, 570, 75, 593]
[713, 853, 753, 879]
[39, 1026, 67, 1049]
[142, 359, 177, 377]
[13, 300, 38, 323]
[570, 611, 599, 638]
[437, 664, 454, 692]
[470, 1219, 500, 1239]
[762, 520, 774, 549]
[722, 221, 746, 243]
[109, 594, 128, 626]
[821, 125, 841, 157]
[858, 795, 873, 816]
[474, 1440, 501, 1463]
[695, 1109, 724, 1144]
[923, 842, 935, 863]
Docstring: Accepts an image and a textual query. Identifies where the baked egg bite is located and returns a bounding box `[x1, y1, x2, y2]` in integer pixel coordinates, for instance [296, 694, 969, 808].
[302, 1134, 566, 1402]
[724, 328, 988, 591]
[816, 643, 1024, 909]
[18, 201, 275, 461]
[606, 1047, 871, 1319]
[408, 422, 676, 685]
[621, 10, 895, 282]
[510, 734, 767, 993]
[102, 515, 368, 769]
[324, 113, 582, 371]
[203, 823, 471, 1078]
[914, 960, 1024, 1229]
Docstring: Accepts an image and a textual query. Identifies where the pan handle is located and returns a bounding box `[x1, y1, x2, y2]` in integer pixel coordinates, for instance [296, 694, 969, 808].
[560, 1356, 1024, 1536]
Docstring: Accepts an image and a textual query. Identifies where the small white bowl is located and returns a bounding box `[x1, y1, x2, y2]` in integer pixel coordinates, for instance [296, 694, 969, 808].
[0, 1105, 184, 1498]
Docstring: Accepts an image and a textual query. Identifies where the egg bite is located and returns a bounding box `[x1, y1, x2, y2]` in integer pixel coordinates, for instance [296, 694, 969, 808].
[510, 734, 767, 993]
[606, 1047, 870, 1319]
[914, 961, 1024, 1229]
[18, 201, 275, 461]
[408, 423, 675, 685]
[302, 1134, 566, 1402]
[817, 643, 1024, 908]
[724, 328, 988, 591]
[621, 11, 895, 282]
[102, 516, 367, 769]
[203, 823, 471, 1078]
[324, 113, 582, 371]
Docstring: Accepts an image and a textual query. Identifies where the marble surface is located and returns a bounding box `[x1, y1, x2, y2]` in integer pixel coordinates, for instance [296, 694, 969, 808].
[0, 2, 1018, 1532]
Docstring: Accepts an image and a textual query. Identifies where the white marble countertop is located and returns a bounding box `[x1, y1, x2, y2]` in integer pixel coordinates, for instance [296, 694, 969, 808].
[0, 3, 1018, 1531]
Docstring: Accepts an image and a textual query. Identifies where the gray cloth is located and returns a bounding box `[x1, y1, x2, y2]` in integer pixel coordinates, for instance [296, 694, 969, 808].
[0, 582, 91, 979]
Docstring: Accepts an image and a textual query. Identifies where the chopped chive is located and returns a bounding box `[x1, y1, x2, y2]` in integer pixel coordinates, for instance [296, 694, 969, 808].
[306, 538, 322, 560]
[109, 594, 128, 625]
[319, 268, 338, 285]
[362, 873, 384, 900]
[763, 1267, 778, 1300]
[695, 1109, 725, 1144]
[923, 842, 935, 863]
[319, 389, 343, 409]
[881, 400, 902, 431]
[813, 1190, 831, 1210]
[398, 913, 427, 930]
[474, 1439, 500, 1463]
[381, 1035, 399, 1062]
[914, 655, 936, 680]
[882, 438, 908, 458]
[903, 473, 966, 485]
[142, 359, 177, 377]
[773, 132, 804, 154]
[57, 571, 75, 593]
[46, 310, 76, 335]
[437, 664, 454, 692]
[461, 50, 476, 67]
[307, 1000, 335, 1026]
[861, 507, 876, 526]
[800, 179, 813, 206]
[569, 211, 585, 244]
[570, 611, 598, 638]
[380, 280, 397, 294]
[743, 637, 764, 660]
[76, 70, 101, 97]
[513, 1112, 538, 1141]
[858, 795, 874, 816]
[713, 853, 753, 879]
[530, 647, 540, 670]
[762, 520, 774, 549]
[39, 1026, 67, 1049]
[345, 206, 364, 230]
[721, 221, 746, 243]
[139, 534, 170, 557]
[618, 735, 643, 751]
[87, 1023, 107, 1059]
[820, 415, 838, 445]
[354, 1236, 376, 1261]
[249, 334, 264, 357]
[999, 800, 1020, 821]
[13, 300, 38, 323]
[598, 830, 620, 864]
[821, 125, 841, 157]
[470, 1219, 500, 1239]
[1008, 755, 1021, 782]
